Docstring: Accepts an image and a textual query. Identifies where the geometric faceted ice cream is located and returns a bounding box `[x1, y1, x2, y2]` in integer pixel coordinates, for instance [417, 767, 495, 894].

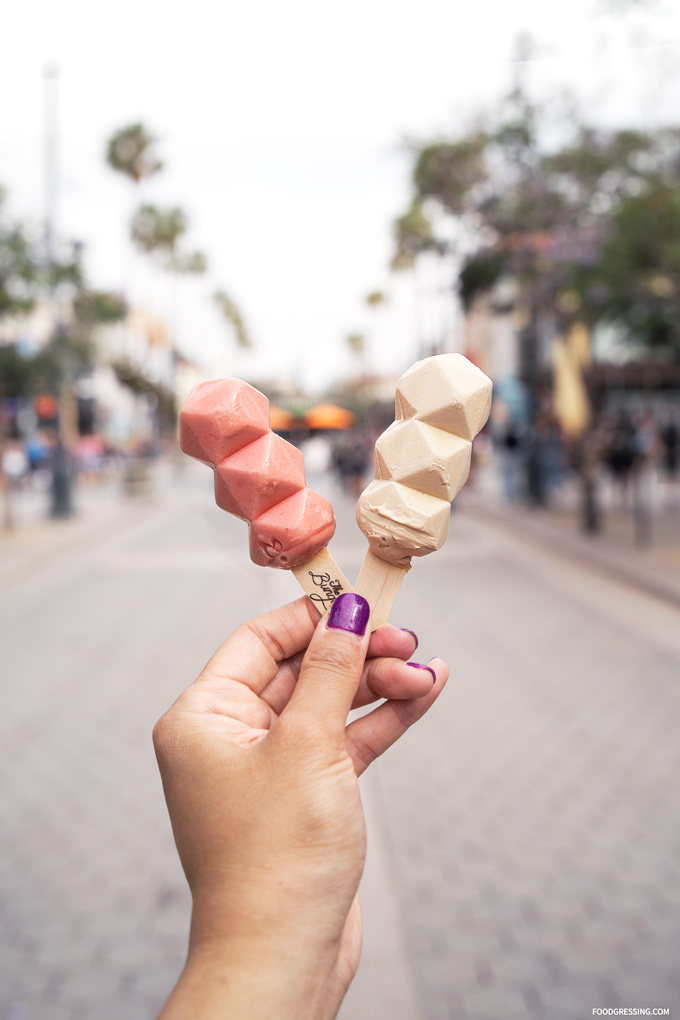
[374, 419, 472, 502]
[355, 353, 492, 626]
[180, 378, 336, 570]
[179, 378, 270, 468]
[395, 352, 492, 442]
[356, 478, 452, 569]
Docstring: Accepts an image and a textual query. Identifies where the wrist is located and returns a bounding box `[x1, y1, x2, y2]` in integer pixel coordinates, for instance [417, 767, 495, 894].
[161, 920, 340, 1020]
[188, 867, 354, 954]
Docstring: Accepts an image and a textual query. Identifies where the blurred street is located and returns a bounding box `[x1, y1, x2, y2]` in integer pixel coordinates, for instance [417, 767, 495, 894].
[1, 463, 679, 1020]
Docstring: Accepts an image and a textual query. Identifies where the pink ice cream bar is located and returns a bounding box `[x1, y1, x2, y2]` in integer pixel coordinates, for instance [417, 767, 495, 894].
[214, 431, 306, 522]
[180, 378, 352, 606]
[179, 378, 270, 467]
[249, 487, 337, 568]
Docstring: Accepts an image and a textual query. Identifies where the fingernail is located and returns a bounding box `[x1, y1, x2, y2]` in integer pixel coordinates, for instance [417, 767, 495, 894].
[328, 593, 370, 636]
[400, 628, 419, 651]
[407, 662, 437, 684]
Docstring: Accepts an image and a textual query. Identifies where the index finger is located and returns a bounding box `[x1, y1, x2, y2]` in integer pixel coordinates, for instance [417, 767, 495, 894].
[199, 596, 320, 693]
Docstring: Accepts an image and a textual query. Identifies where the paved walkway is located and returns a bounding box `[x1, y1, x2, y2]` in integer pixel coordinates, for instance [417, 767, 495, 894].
[1, 465, 679, 1019]
[367, 512, 680, 1020]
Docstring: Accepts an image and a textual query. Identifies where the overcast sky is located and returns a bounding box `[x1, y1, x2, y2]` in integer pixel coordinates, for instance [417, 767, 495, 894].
[3, 0, 680, 393]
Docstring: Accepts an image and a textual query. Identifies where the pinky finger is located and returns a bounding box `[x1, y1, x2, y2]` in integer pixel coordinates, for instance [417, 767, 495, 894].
[345, 657, 448, 776]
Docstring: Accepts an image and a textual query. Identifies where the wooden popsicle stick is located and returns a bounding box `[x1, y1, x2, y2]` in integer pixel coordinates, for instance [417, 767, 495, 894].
[291, 546, 353, 615]
[353, 549, 410, 630]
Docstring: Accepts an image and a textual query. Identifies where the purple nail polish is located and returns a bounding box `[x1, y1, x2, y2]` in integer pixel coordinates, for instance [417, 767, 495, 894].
[399, 628, 419, 651]
[407, 662, 437, 684]
[328, 593, 370, 636]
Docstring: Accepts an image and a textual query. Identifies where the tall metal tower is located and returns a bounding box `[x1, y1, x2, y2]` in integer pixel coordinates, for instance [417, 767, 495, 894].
[43, 63, 59, 269]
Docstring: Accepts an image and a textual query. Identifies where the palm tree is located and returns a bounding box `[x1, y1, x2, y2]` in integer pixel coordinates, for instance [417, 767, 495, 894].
[391, 202, 446, 360]
[347, 333, 365, 356]
[105, 122, 164, 322]
[106, 123, 162, 185]
[129, 203, 206, 409]
[130, 204, 206, 275]
[364, 290, 388, 373]
[214, 290, 252, 351]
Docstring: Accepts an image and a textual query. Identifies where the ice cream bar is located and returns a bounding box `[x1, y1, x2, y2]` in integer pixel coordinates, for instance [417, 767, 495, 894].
[354, 354, 492, 628]
[180, 378, 352, 611]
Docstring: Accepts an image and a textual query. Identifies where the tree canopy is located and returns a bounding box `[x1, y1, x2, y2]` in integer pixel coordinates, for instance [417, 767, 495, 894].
[214, 290, 251, 349]
[395, 88, 680, 358]
[106, 123, 163, 185]
[131, 204, 207, 275]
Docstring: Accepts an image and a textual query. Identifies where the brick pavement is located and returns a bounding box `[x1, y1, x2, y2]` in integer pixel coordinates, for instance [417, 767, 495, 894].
[369, 510, 680, 1020]
[1, 465, 680, 1019]
[0, 472, 290, 1019]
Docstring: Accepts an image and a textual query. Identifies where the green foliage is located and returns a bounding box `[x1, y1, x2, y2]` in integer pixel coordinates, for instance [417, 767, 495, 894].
[131, 204, 187, 256]
[0, 345, 36, 398]
[414, 135, 488, 216]
[54, 329, 96, 368]
[74, 289, 127, 325]
[106, 123, 163, 184]
[214, 290, 251, 349]
[391, 201, 443, 270]
[574, 182, 680, 353]
[459, 251, 506, 311]
[0, 332, 95, 400]
[131, 204, 207, 275]
[170, 250, 207, 275]
[399, 88, 680, 354]
[111, 358, 176, 426]
[0, 187, 39, 319]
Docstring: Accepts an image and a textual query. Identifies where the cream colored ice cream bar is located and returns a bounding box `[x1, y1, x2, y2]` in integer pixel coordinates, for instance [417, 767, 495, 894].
[355, 354, 492, 627]
[356, 479, 451, 569]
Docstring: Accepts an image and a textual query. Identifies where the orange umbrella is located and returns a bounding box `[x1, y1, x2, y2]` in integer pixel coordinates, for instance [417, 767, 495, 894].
[269, 405, 294, 430]
[304, 404, 355, 430]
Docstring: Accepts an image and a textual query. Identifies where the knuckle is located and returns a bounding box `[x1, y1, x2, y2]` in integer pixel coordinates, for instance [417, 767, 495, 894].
[152, 710, 178, 761]
[305, 639, 360, 680]
[350, 730, 377, 772]
[365, 657, 389, 693]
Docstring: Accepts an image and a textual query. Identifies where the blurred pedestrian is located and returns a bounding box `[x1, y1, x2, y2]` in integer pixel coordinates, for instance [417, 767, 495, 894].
[75, 433, 105, 483]
[539, 414, 565, 498]
[1, 438, 28, 488]
[631, 410, 657, 547]
[333, 429, 373, 498]
[1, 438, 28, 530]
[49, 435, 75, 519]
[26, 432, 51, 474]
[498, 418, 525, 503]
[660, 412, 679, 484]
[604, 411, 637, 508]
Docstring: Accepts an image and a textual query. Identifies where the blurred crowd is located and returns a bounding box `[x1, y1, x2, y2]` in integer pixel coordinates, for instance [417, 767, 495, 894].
[2, 406, 679, 535]
[492, 407, 680, 510]
[0, 428, 161, 527]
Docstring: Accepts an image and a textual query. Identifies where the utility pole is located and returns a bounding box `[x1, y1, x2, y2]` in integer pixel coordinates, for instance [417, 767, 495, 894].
[43, 64, 74, 517]
[43, 64, 59, 269]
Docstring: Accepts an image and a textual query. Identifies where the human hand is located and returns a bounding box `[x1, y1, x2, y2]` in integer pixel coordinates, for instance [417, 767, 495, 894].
[154, 593, 448, 1020]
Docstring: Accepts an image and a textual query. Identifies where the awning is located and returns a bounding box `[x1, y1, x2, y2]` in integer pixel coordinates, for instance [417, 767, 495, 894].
[304, 404, 355, 430]
[269, 405, 294, 430]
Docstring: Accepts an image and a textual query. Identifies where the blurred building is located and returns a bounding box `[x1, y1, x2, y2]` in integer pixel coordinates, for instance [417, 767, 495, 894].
[463, 274, 680, 427]
[0, 298, 207, 448]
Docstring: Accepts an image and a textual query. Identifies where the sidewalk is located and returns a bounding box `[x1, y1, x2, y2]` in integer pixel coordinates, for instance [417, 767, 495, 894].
[0, 462, 173, 593]
[2, 464, 679, 1019]
[463, 465, 680, 610]
[0, 464, 422, 1020]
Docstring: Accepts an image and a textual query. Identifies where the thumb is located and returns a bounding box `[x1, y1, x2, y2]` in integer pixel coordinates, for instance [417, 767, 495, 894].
[284, 593, 371, 731]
